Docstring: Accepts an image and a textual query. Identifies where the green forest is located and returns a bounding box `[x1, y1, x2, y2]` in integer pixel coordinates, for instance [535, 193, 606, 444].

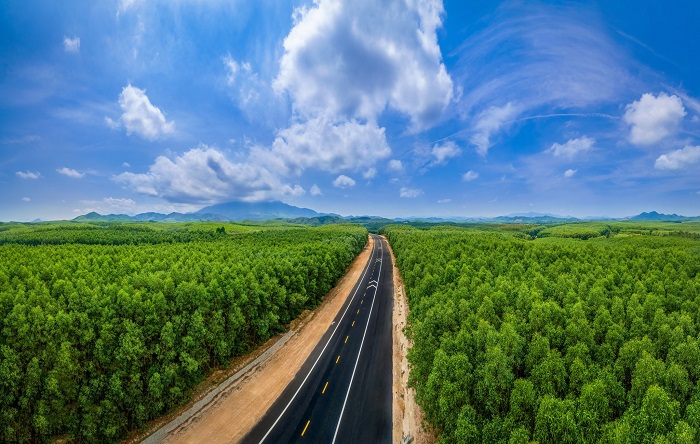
[383, 222, 700, 444]
[0, 222, 367, 442]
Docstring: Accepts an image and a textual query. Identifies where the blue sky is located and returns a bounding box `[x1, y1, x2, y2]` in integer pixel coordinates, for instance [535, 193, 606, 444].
[2, 0, 700, 221]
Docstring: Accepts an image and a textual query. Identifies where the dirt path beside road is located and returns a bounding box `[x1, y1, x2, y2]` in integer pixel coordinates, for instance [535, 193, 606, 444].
[158, 236, 375, 444]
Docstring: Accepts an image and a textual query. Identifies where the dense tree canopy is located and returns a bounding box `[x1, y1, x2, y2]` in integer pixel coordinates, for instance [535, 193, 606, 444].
[0, 222, 367, 442]
[383, 223, 700, 444]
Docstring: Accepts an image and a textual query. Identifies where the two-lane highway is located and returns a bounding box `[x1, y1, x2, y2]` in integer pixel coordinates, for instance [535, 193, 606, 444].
[242, 234, 393, 444]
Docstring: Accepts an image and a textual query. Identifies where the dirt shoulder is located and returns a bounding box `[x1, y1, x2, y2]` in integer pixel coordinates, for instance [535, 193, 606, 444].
[148, 236, 375, 444]
[386, 235, 436, 444]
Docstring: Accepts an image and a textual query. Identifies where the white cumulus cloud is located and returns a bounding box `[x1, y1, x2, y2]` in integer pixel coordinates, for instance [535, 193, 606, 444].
[547, 136, 595, 159]
[462, 170, 479, 181]
[430, 141, 461, 166]
[400, 187, 423, 198]
[57, 167, 84, 179]
[437, 198, 452, 204]
[275, 0, 453, 130]
[114, 145, 303, 203]
[333, 175, 356, 189]
[363, 168, 377, 179]
[310, 184, 323, 196]
[109, 84, 175, 140]
[257, 118, 391, 175]
[63, 36, 80, 53]
[623, 92, 686, 146]
[22, 197, 31, 202]
[564, 168, 577, 178]
[388, 159, 403, 171]
[16, 170, 41, 180]
[654, 145, 700, 170]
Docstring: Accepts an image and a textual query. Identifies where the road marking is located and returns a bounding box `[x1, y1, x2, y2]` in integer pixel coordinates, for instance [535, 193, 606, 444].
[322, 381, 329, 394]
[361, 300, 363, 304]
[352, 321, 355, 327]
[336, 355, 340, 364]
[301, 420, 310, 436]
[357, 309, 360, 314]
[332, 243, 384, 444]
[256, 235, 378, 444]
[345, 335, 349, 344]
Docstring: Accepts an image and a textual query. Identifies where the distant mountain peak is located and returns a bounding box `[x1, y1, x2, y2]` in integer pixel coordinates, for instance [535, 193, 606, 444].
[195, 200, 319, 220]
[630, 211, 691, 221]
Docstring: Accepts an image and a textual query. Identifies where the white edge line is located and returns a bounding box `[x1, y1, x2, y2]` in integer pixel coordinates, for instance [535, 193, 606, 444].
[331, 236, 384, 443]
[257, 235, 377, 444]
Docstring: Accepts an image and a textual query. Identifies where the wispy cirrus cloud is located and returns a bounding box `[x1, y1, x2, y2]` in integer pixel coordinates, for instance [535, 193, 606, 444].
[453, 2, 638, 154]
[3, 135, 41, 144]
[470, 103, 519, 156]
[223, 55, 287, 127]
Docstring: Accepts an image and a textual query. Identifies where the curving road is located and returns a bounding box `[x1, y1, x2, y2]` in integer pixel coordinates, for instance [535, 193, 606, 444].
[242, 234, 393, 444]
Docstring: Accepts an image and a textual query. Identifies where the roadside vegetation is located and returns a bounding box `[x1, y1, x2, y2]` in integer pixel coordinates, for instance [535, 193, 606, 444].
[383, 221, 700, 443]
[0, 222, 367, 442]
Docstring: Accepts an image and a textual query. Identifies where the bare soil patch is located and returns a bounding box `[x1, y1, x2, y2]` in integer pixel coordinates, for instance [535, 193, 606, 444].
[145, 236, 375, 444]
[386, 235, 436, 444]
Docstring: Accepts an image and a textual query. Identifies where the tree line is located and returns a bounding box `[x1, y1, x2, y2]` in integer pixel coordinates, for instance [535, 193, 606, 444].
[0, 223, 367, 442]
[382, 224, 700, 443]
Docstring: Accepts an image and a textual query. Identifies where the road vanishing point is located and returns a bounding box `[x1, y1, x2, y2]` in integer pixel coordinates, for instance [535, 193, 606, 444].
[242, 234, 393, 444]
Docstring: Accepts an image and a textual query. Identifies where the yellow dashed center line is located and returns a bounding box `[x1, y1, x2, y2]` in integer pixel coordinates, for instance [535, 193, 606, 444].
[345, 335, 349, 344]
[352, 321, 355, 327]
[301, 420, 310, 436]
[361, 300, 363, 304]
[336, 355, 340, 364]
[322, 381, 329, 394]
[357, 309, 360, 314]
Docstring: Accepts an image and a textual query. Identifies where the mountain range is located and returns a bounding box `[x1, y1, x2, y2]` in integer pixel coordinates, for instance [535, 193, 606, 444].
[70, 201, 700, 224]
[73, 201, 320, 223]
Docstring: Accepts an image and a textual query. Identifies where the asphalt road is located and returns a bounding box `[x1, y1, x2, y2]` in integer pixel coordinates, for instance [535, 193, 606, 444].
[242, 234, 393, 444]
